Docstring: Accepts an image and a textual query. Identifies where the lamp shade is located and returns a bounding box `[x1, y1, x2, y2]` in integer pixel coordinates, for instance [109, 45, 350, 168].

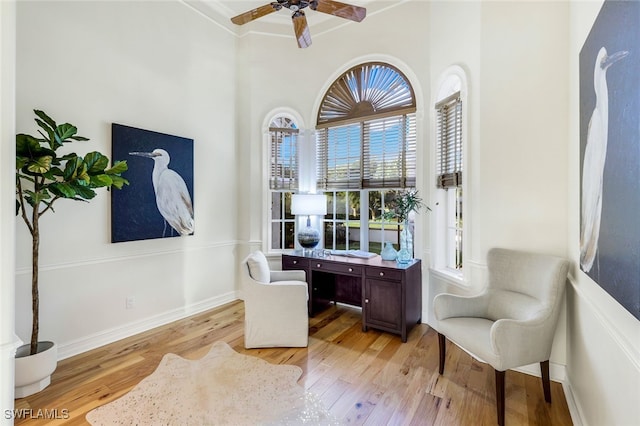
[291, 194, 327, 216]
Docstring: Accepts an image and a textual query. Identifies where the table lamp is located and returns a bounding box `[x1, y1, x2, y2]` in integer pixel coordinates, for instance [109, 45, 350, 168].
[291, 194, 327, 254]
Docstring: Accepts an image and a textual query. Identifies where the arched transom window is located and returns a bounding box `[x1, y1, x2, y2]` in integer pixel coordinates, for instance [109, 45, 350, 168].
[317, 62, 416, 126]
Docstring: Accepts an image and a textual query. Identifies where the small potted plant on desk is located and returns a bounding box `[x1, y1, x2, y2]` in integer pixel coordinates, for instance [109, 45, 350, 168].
[14, 110, 128, 397]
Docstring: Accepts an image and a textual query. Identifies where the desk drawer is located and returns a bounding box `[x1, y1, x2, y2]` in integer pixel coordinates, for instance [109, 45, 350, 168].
[311, 261, 362, 276]
[283, 256, 308, 270]
[365, 267, 403, 281]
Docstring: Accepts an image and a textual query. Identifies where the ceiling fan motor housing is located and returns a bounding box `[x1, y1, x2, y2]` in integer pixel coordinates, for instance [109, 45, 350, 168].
[274, 1, 314, 12]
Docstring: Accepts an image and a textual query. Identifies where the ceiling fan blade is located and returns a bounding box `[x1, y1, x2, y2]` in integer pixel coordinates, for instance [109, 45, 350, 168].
[312, 0, 366, 22]
[292, 11, 312, 48]
[231, 3, 278, 25]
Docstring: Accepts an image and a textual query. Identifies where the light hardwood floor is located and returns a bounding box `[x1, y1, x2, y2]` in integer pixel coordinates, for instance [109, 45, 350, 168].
[14, 300, 573, 425]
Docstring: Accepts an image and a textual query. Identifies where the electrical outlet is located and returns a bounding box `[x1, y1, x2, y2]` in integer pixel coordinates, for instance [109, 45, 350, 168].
[125, 296, 136, 309]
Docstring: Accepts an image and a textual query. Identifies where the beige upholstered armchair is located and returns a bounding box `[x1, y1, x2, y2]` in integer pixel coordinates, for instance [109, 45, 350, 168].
[241, 251, 309, 349]
[433, 248, 569, 426]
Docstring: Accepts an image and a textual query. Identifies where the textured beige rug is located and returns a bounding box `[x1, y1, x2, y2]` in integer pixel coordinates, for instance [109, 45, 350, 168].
[86, 341, 338, 425]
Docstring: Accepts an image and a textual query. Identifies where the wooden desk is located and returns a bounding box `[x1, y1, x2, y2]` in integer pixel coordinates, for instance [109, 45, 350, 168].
[282, 252, 422, 342]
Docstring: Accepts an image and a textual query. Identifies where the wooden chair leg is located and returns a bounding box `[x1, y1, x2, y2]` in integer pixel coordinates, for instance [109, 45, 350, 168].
[495, 369, 505, 426]
[437, 333, 446, 374]
[540, 360, 551, 403]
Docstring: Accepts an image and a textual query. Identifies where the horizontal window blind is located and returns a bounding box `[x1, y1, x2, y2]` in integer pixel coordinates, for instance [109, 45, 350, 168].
[436, 92, 462, 188]
[362, 114, 416, 188]
[316, 114, 416, 190]
[269, 121, 299, 190]
[316, 123, 362, 190]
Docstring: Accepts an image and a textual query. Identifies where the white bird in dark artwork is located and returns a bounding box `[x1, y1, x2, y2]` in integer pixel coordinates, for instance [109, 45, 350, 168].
[130, 149, 194, 237]
[580, 47, 628, 272]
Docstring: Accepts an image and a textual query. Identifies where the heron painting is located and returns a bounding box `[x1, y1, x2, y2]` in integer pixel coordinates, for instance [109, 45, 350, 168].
[111, 124, 194, 242]
[579, 0, 639, 320]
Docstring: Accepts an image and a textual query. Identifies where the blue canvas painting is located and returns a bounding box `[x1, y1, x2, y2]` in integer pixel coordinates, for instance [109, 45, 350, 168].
[111, 124, 194, 243]
[579, 0, 640, 320]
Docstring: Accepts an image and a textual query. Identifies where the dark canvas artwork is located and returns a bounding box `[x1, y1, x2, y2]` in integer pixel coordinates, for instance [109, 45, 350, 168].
[579, 0, 640, 320]
[111, 124, 194, 243]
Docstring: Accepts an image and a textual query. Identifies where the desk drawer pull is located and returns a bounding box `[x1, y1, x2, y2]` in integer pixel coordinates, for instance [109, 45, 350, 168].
[348, 268, 353, 272]
[365, 299, 369, 304]
[365, 268, 402, 280]
[292, 260, 298, 264]
[317, 263, 321, 268]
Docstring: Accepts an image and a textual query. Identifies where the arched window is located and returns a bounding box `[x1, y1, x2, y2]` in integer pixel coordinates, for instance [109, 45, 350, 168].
[433, 68, 467, 276]
[268, 115, 298, 251]
[316, 62, 418, 252]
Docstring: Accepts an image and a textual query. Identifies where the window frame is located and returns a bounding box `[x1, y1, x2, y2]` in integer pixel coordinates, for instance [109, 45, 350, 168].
[315, 62, 418, 253]
[264, 110, 304, 254]
[432, 67, 469, 283]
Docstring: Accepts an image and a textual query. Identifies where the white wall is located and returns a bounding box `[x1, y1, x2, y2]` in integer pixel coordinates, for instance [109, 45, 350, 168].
[14, 1, 239, 359]
[567, 2, 640, 425]
[427, 0, 570, 379]
[1, 1, 20, 422]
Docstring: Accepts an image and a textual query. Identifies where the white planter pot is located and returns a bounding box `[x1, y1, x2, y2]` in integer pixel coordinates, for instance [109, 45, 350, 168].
[14, 341, 57, 398]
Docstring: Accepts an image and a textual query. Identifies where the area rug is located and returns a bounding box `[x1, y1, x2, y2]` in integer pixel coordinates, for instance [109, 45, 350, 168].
[86, 341, 339, 425]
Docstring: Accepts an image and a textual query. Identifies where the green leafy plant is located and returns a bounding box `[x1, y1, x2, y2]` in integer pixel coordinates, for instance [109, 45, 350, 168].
[16, 110, 129, 355]
[383, 188, 430, 223]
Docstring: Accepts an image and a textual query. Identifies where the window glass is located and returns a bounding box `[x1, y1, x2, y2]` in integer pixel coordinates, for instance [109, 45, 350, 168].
[268, 116, 298, 251]
[270, 191, 295, 250]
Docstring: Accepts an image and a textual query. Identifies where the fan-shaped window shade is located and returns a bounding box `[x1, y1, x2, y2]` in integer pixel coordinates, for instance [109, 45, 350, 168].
[317, 62, 416, 127]
[316, 62, 416, 190]
[269, 116, 298, 190]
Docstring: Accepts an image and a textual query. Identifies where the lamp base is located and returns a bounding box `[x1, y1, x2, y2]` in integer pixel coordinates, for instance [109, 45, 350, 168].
[298, 225, 320, 253]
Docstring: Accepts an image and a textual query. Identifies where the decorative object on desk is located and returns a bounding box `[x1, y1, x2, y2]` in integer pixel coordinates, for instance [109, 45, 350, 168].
[291, 193, 327, 254]
[383, 189, 430, 263]
[397, 223, 413, 264]
[381, 242, 398, 261]
[15, 110, 128, 396]
[329, 249, 376, 259]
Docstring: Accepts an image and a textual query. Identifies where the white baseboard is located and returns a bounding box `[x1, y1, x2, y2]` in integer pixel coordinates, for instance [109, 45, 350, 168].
[513, 362, 565, 383]
[56, 292, 238, 360]
[561, 376, 585, 426]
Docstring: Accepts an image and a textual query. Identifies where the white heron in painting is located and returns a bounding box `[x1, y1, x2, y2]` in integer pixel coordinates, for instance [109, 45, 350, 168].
[130, 149, 194, 237]
[580, 46, 628, 272]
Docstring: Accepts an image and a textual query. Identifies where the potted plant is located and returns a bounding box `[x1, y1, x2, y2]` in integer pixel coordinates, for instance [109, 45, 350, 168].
[15, 110, 128, 397]
[384, 189, 430, 263]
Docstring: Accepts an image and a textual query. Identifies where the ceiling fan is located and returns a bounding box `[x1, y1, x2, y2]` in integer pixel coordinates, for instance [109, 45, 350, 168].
[231, 0, 366, 49]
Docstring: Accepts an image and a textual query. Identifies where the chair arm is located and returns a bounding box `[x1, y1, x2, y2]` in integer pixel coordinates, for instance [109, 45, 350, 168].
[433, 292, 490, 320]
[270, 270, 306, 282]
[245, 280, 309, 305]
[490, 315, 555, 369]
